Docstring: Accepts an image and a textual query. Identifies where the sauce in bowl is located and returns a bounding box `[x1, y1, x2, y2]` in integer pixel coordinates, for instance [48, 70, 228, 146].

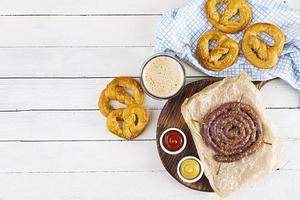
[179, 158, 201, 180]
[163, 130, 184, 152]
[160, 128, 187, 155]
[177, 156, 204, 183]
[141, 54, 185, 99]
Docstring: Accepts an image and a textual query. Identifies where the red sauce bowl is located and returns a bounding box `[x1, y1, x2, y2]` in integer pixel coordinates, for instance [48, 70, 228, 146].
[160, 128, 187, 155]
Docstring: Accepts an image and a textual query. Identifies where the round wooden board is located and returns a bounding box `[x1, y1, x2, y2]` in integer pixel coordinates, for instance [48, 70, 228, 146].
[156, 78, 268, 192]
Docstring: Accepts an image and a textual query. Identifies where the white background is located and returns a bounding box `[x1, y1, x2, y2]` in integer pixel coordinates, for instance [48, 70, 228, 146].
[0, 0, 299, 199]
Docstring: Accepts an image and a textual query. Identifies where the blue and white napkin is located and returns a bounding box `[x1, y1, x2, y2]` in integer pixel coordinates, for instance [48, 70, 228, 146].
[155, 0, 300, 90]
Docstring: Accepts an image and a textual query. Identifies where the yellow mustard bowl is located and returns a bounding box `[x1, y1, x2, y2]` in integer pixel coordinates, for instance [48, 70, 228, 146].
[177, 156, 204, 183]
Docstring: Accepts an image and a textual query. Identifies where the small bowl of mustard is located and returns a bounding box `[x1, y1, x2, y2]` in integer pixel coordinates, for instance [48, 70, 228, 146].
[177, 156, 204, 183]
[140, 53, 186, 100]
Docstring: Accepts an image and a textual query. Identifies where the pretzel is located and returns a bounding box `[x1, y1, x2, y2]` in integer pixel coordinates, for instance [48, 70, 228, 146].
[106, 105, 149, 140]
[98, 89, 114, 117]
[98, 77, 144, 117]
[105, 77, 144, 105]
[205, 0, 252, 33]
[242, 23, 285, 69]
[196, 30, 239, 71]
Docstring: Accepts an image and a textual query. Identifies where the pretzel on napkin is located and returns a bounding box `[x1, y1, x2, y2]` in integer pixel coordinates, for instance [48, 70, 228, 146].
[205, 0, 252, 33]
[242, 23, 285, 69]
[196, 30, 239, 71]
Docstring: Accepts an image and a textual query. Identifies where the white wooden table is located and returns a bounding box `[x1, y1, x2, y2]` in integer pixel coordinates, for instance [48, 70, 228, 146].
[0, 0, 299, 199]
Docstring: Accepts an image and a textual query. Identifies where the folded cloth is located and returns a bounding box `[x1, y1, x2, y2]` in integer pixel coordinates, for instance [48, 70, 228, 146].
[155, 0, 300, 90]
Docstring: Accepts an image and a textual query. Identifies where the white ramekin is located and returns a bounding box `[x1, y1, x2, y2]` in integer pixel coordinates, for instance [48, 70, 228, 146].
[177, 156, 204, 183]
[159, 128, 187, 155]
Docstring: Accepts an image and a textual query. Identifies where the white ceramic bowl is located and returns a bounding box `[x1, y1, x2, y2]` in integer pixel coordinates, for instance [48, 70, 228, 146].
[159, 128, 187, 155]
[177, 156, 204, 183]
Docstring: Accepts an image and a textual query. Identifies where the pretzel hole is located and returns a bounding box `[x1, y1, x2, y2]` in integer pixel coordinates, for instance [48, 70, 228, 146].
[134, 114, 139, 126]
[117, 119, 124, 128]
[229, 10, 241, 22]
[218, 52, 229, 61]
[110, 100, 126, 109]
[208, 40, 218, 50]
[122, 87, 135, 98]
[258, 32, 275, 46]
[216, 2, 227, 16]
[209, 41, 229, 62]
[250, 48, 262, 60]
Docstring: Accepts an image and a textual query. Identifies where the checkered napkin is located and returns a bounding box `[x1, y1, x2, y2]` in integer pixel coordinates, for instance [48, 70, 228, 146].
[155, 0, 300, 90]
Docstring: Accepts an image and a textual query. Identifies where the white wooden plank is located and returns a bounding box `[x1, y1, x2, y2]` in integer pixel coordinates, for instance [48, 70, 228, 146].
[0, 78, 162, 110]
[0, 3, 297, 48]
[0, 0, 298, 15]
[0, 110, 158, 141]
[0, 78, 298, 110]
[0, 109, 298, 140]
[226, 170, 300, 200]
[0, 47, 203, 77]
[0, 0, 190, 14]
[0, 141, 161, 172]
[0, 139, 297, 173]
[286, 0, 300, 9]
[267, 109, 300, 139]
[0, 16, 156, 46]
[280, 138, 300, 170]
[260, 80, 300, 108]
[0, 0, 297, 199]
[0, 110, 158, 140]
[0, 170, 298, 200]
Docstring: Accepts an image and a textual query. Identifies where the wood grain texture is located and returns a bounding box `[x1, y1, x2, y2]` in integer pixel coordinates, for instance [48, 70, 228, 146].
[156, 79, 269, 192]
[0, 0, 298, 199]
[0, 139, 298, 173]
[0, 109, 298, 141]
[0, 0, 298, 15]
[0, 78, 298, 111]
[0, 47, 204, 77]
[0, 16, 157, 46]
[0, 0, 191, 14]
[156, 79, 218, 192]
[0, 170, 299, 200]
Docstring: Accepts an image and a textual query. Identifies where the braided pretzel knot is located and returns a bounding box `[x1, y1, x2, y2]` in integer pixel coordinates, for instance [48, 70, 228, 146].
[196, 30, 239, 71]
[205, 0, 252, 33]
[242, 23, 285, 69]
[98, 77, 144, 117]
[106, 105, 149, 140]
[105, 77, 144, 105]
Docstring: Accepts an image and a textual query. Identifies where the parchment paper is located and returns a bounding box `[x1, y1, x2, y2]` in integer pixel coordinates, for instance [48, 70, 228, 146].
[181, 72, 281, 197]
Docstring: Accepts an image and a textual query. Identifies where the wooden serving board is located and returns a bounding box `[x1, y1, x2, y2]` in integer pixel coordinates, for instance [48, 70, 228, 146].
[156, 78, 268, 192]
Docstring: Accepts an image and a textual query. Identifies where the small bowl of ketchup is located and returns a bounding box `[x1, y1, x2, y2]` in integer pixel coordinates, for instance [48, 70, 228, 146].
[160, 128, 187, 155]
